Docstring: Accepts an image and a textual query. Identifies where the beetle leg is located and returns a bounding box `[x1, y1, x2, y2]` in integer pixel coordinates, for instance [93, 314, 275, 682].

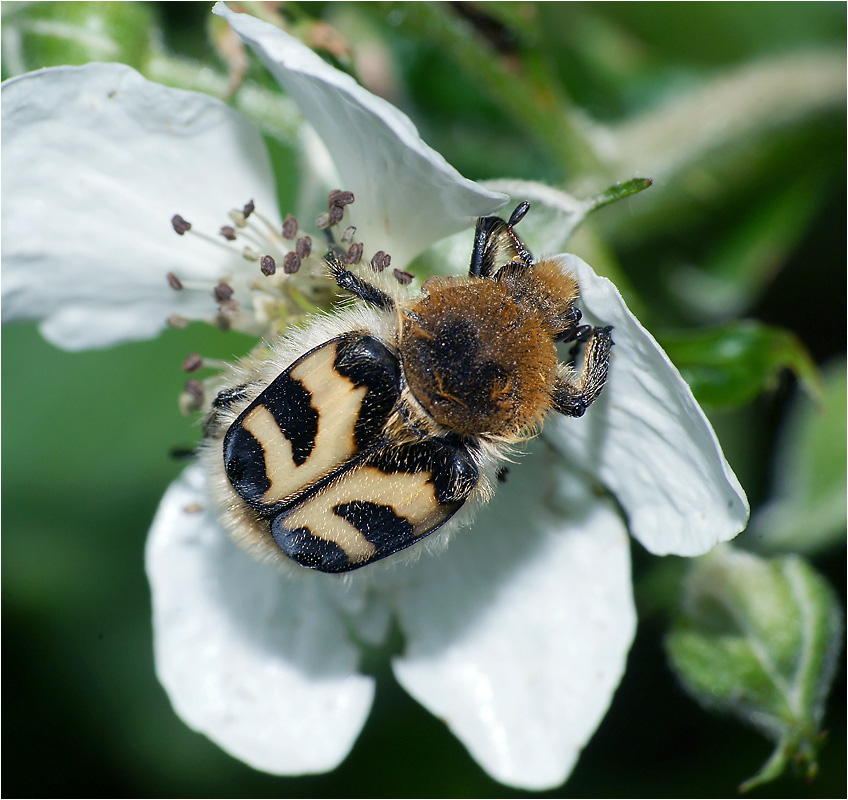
[553, 326, 614, 417]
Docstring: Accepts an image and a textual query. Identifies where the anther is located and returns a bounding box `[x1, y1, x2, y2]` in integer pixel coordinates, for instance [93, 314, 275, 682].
[316, 212, 331, 230]
[346, 242, 363, 264]
[229, 209, 247, 228]
[167, 313, 189, 328]
[171, 214, 192, 235]
[328, 189, 355, 208]
[260, 255, 277, 276]
[219, 226, 237, 241]
[341, 226, 356, 243]
[242, 246, 260, 262]
[328, 205, 344, 226]
[371, 251, 391, 272]
[182, 353, 203, 372]
[282, 214, 298, 239]
[393, 268, 414, 285]
[167, 272, 184, 290]
[183, 379, 204, 412]
[214, 282, 234, 301]
[283, 252, 301, 274]
[242, 199, 255, 218]
[296, 236, 312, 259]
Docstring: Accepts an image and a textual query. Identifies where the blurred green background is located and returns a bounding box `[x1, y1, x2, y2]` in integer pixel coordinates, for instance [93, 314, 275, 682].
[3, 2, 845, 797]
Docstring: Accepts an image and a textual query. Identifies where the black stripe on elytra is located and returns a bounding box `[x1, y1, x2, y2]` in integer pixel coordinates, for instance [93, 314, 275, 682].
[253, 370, 318, 467]
[335, 501, 416, 558]
[270, 521, 351, 573]
[222, 371, 317, 511]
[222, 339, 337, 511]
[333, 333, 400, 450]
[222, 424, 272, 510]
[364, 439, 479, 506]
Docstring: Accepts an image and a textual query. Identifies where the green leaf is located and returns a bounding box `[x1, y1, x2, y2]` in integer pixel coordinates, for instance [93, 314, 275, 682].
[586, 177, 653, 213]
[1, 1, 155, 77]
[660, 321, 821, 408]
[666, 546, 843, 792]
[750, 358, 847, 554]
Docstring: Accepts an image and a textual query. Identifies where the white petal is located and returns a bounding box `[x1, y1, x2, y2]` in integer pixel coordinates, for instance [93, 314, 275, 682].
[146, 466, 374, 774]
[382, 443, 635, 790]
[2, 63, 278, 349]
[214, 3, 506, 266]
[549, 255, 749, 556]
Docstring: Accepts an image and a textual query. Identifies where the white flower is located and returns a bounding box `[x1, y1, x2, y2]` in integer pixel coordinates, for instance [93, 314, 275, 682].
[1, 4, 748, 791]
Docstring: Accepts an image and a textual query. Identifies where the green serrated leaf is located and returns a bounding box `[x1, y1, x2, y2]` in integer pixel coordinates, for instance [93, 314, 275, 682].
[750, 358, 847, 554]
[660, 320, 821, 408]
[1, 1, 155, 77]
[666, 546, 843, 792]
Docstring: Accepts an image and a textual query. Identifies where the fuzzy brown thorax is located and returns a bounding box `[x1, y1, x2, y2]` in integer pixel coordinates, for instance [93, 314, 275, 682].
[398, 276, 564, 438]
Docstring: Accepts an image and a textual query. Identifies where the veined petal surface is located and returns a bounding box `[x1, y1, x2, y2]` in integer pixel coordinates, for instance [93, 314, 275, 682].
[2, 63, 278, 349]
[146, 466, 375, 774]
[215, 3, 506, 266]
[549, 254, 749, 556]
[383, 443, 635, 790]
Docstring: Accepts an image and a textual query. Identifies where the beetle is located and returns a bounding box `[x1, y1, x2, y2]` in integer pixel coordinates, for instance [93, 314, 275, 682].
[202, 202, 613, 573]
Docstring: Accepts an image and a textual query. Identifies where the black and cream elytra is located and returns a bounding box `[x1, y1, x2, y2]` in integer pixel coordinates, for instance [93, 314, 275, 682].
[202, 202, 613, 573]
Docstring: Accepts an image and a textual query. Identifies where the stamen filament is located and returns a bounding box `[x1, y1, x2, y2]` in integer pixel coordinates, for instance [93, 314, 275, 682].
[252, 211, 286, 245]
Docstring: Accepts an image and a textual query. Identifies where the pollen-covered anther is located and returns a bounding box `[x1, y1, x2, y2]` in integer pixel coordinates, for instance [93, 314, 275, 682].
[182, 353, 204, 372]
[328, 189, 355, 208]
[328, 205, 344, 226]
[283, 252, 301, 274]
[171, 214, 192, 235]
[220, 226, 237, 241]
[393, 268, 414, 285]
[167, 272, 184, 290]
[214, 282, 235, 301]
[296, 236, 312, 259]
[346, 242, 363, 264]
[341, 226, 356, 244]
[371, 251, 391, 272]
[282, 214, 298, 240]
[242, 199, 255, 218]
[260, 255, 277, 276]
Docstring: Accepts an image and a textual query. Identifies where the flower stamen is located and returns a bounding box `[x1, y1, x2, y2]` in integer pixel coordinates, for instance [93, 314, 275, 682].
[282, 214, 298, 240]
[260, 255, 276, 276]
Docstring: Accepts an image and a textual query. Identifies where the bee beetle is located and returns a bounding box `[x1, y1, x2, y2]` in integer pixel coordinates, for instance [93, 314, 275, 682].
[203, 202, 613, 573]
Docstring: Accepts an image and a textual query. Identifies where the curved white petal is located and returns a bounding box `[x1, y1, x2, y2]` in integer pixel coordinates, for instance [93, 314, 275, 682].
[215, 3, 506, 266]
[382, 443, 635, 790]
[549, 255, 749, 556]
[146, 466, 374, 774]
[2, 63, 278, 349]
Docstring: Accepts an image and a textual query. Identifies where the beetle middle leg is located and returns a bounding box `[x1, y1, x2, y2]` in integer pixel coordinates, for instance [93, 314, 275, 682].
[553, 326, 614, 418]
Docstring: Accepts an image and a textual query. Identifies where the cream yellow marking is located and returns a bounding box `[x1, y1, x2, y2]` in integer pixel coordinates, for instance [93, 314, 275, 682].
[282, 466, 446, 564]
[241, 342, 369, 505]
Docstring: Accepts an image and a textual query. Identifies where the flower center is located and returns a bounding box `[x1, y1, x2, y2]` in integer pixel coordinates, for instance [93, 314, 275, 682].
[168, 190, 414, 414]
[165, 190, 374, 338]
